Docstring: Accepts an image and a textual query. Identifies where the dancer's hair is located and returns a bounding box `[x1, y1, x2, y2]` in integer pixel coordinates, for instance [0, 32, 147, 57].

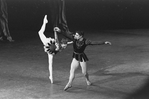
[76, 31, 84, 37]
[61, 38, 68, 44]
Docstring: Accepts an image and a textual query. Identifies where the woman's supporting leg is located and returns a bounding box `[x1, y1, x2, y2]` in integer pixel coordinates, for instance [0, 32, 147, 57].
[48, 53, 54, 84]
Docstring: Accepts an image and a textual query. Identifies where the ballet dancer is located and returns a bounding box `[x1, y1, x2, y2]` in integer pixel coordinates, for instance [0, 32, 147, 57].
[38, 15, 71, 83]
[58, 30, 111, 91]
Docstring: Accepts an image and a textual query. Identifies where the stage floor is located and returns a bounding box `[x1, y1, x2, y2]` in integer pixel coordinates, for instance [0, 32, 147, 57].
[0, 29, 149, 99]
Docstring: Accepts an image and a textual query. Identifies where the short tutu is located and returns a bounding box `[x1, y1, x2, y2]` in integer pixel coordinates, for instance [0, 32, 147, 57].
[44, 43, 58, 55]
[72, 52, 88, 62]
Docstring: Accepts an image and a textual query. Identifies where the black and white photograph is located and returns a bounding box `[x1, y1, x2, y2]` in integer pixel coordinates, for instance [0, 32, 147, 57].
[0, 0, 149, 99]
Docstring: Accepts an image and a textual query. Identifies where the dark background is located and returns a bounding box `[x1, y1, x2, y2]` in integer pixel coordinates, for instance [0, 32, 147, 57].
[7, 0, 149, 32]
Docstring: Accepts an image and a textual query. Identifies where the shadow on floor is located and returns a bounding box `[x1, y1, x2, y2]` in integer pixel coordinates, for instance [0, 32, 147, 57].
[125, 78, 149, 99]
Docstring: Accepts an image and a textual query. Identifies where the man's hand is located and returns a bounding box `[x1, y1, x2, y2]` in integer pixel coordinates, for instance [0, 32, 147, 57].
[105, 41, 111, 45]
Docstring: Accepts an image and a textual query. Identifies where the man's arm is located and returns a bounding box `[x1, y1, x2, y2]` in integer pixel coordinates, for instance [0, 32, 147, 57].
[86, 40, 111, 45]
[67, 41, 73, 44]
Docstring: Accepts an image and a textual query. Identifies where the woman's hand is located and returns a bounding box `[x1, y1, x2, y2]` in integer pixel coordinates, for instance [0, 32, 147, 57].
[54, 27, 61, 32]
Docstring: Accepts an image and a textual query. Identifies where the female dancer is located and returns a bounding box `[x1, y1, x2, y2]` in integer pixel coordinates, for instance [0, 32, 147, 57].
[38, 15, 70, 83]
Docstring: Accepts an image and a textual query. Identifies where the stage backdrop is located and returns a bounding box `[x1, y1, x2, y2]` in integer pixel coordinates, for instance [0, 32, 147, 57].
[7, 0, 149, 31]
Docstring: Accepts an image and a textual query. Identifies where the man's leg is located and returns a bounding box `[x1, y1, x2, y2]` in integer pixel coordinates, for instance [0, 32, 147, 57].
[64, 58, 79, 91]
[80, 61, 92, 85]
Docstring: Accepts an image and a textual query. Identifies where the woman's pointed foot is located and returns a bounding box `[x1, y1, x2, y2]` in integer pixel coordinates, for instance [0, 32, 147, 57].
[49, 76, 53, 84]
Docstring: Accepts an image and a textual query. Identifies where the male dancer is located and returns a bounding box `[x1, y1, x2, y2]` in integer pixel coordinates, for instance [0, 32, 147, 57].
[38, 15, 71, 83]
[0, 0, 14, 42]
[58, 30, 111, 91]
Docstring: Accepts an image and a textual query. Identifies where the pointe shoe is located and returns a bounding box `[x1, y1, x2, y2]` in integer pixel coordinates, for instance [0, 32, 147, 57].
[64, 84, 72, 91]
[49, 76, 53, 84]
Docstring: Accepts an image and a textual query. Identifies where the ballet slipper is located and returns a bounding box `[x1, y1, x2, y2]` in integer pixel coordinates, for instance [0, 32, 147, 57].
[49, 76, 53, 84]
[86, 81, 92, 86]
[64, 84, 72, 91]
